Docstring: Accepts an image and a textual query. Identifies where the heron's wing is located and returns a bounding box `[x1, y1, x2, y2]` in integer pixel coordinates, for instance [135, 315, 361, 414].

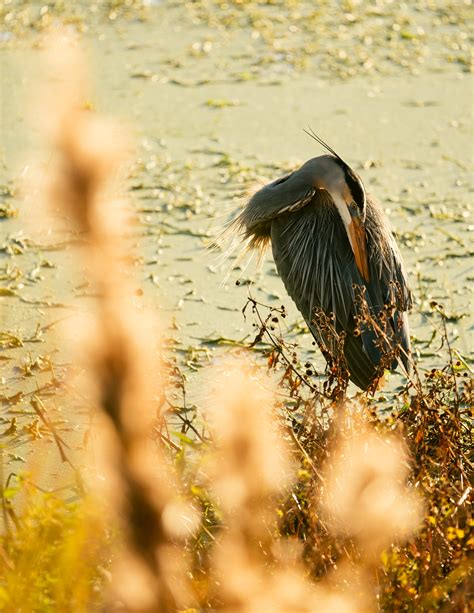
[231, 162, 324, 248]
[270, 193, 411, 390]
[364, 197, 411, 369]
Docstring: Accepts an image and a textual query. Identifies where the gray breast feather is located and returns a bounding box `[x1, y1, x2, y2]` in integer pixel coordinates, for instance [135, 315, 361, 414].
[269, 192, 411, 390]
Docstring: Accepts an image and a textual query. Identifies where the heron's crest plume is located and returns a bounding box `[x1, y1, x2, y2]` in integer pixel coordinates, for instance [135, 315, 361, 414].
[303, 127, 348, 167]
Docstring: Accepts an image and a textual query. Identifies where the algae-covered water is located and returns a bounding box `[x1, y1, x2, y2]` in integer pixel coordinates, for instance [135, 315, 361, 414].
[1, 0, 472, 494]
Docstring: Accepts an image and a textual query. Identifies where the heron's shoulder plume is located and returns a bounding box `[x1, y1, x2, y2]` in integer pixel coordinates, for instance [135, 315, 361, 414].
[212, 179, 272, 283]
[221, 178, 274, 250]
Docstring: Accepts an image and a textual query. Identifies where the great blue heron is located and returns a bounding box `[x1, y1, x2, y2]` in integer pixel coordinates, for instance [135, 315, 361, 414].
[229, 131, 411, 391]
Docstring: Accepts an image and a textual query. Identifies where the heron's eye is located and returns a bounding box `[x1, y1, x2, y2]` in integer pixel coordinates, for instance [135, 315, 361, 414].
[350, 201, 358, 210]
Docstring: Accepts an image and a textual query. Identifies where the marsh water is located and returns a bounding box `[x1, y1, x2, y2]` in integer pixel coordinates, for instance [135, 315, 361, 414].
[1, 1, 472, 495]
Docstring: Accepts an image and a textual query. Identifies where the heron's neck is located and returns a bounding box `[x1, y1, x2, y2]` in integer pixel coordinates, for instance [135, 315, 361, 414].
[329, 191, 354, 249]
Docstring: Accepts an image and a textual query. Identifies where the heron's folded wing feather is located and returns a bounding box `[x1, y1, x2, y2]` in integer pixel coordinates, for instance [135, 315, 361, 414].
[241, 171, 317, 237]
[270, 193, 411, 389]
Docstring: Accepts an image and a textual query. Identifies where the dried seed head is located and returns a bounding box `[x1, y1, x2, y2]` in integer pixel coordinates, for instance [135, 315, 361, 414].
[207, 359, 293, 510]
[321, 424, 423, 556]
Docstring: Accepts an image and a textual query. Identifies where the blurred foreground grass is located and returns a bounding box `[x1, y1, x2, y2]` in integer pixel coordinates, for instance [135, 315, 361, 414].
[1, 305, 471, 611]
[0, 480, 107, 611]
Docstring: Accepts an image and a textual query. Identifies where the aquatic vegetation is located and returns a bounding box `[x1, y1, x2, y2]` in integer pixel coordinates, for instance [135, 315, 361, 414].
[1, 293, 471, 610]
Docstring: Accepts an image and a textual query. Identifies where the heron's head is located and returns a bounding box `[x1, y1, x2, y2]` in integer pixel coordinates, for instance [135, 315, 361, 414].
[307, 153, 369, 283]
[302, 129, 370, 282]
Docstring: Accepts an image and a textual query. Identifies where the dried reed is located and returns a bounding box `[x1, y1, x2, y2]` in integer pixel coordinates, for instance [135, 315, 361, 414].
[38, 32, 196, 612]
[244, 297, 472, 611]
[199, 362, 424, 612]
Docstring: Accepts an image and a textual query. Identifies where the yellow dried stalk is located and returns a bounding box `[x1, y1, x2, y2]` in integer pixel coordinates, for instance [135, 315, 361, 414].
[39, 31, 195, 613]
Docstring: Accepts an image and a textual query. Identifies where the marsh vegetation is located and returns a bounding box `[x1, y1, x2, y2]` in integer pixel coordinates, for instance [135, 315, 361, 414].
[0, 1, 472, 611]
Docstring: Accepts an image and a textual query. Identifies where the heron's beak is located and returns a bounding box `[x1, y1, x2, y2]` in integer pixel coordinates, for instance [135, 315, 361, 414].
[348, 217, 370, 283]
